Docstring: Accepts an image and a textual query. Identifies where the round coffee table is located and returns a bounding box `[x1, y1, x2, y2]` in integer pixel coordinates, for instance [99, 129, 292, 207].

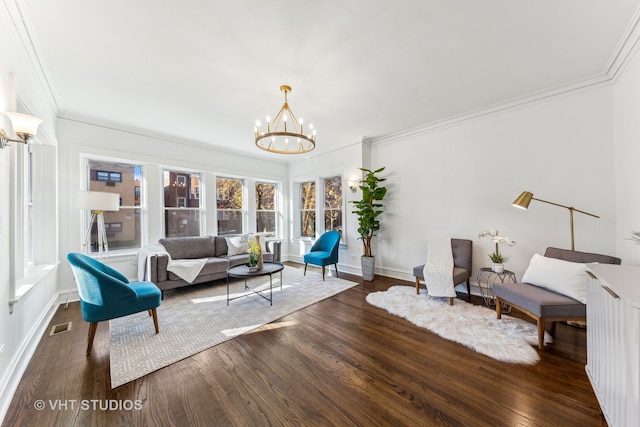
[226, 262, 284, 305]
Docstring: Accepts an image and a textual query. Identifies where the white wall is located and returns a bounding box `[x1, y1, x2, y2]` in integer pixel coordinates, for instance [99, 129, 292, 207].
[613, 47, 640, 265]
[297, 85, 619, 283]
[381, 85, 617, 281]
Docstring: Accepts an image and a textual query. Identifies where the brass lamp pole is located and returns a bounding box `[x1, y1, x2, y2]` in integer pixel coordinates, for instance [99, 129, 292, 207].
[512, 191, 599, 251]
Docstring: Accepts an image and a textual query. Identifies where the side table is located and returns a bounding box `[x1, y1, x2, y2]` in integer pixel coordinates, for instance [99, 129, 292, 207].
[477, 267, 517, 312]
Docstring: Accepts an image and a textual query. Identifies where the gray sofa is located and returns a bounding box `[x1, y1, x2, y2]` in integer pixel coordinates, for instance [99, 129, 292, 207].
[145, 234, 281, 292]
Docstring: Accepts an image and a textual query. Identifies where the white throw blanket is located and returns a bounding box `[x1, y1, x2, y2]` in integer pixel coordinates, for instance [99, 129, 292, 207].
[135, 244, 207, 284]
[422, 237, 455, 298]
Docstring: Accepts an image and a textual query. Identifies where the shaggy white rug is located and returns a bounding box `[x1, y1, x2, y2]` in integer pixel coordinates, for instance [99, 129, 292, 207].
[366, 285, 551, 364]
[109, 267, 357, 388]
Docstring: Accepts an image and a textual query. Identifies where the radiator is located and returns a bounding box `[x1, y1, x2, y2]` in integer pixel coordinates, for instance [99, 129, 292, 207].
[586, 268, 640, 427]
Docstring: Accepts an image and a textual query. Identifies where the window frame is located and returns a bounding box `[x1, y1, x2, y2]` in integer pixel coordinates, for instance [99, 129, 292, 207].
[215, 175, 246, 235]
[295, 173, 345, 241]
[255, 180, 278, 236]
[322, 175, 343, 235]
[84, 158, 145, 254]
[9, 121, 59, 312]
[162, 168, 203, 238]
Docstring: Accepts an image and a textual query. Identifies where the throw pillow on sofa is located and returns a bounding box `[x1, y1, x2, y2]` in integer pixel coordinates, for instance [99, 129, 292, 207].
[521, 253, 595, 304]
[225, 234, 251, 256]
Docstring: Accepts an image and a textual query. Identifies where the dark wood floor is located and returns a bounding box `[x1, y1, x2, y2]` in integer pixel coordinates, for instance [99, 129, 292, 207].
[3, 263, 606, 427]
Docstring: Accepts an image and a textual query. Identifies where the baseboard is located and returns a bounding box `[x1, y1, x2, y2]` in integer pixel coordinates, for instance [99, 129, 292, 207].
[0, 293, 60, 424]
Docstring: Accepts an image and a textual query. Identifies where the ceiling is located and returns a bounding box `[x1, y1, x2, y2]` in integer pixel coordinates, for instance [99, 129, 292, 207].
[20, 0, 640, 161]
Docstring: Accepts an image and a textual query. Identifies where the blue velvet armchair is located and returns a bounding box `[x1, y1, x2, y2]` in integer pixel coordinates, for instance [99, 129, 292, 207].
[303, 230, 341, 281]
[67, 252, 162, 355]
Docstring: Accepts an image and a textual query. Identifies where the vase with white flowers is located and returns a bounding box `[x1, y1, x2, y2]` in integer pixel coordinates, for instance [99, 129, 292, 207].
[478, 229, 516, 273]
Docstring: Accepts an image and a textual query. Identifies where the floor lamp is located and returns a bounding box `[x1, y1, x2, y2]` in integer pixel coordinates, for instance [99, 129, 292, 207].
[512, 191, 599, 251]
[77, 191, 120, 260]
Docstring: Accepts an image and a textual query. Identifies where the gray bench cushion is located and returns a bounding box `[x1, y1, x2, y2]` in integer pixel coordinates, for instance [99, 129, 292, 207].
[492, 282, 585, 318]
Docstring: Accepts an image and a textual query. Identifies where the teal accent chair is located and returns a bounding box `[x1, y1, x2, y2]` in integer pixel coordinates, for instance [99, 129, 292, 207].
[303, 230, 341, 281]
[67, 252, 162, 355]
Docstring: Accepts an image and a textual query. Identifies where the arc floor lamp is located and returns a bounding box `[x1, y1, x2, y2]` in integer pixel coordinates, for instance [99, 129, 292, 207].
[512, 191, 599, 251]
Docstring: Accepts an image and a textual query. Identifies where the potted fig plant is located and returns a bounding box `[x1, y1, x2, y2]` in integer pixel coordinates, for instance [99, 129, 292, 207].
[350, 167, 387, 281]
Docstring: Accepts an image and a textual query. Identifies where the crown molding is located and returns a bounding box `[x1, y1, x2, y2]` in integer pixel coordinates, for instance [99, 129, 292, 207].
[3, 0, 60, 113]
[604, 3, 640, 81]
[369, 74, 611, 146]
[57, 113, 290, 166]
[371, 4, 640, 147]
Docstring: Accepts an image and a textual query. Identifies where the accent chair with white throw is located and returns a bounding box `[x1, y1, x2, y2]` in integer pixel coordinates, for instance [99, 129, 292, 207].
[493, 247, 621, 350]
[413, 238, 473, 305]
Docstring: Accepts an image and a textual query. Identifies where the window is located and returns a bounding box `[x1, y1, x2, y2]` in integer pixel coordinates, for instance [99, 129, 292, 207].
[26, 144, 34, 264]
[9, 128, 58, 309]
[323, 176, 342, 233]
[95, 170, 122, 182]
[256, 182, 277, 235]
[296, 176, 344, 239]
[104, 222, 122, 238]
[163, 170, 202, 237]
[300, 181, 316, 238]
[87, 159, 142, 252]
[216, 177, 244, 235]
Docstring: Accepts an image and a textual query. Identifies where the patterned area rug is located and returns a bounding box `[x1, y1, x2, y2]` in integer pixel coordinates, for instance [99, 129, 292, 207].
[109, 267, 358, 388]
[366, 285, 551, 364]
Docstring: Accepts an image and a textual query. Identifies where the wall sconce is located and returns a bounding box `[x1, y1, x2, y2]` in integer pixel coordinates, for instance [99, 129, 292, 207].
[0, 112, 43, 148]
[512, 190, 599, 251]
[348, 180, 360, 193]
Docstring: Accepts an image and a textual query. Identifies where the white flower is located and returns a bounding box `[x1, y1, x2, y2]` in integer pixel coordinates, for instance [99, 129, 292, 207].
[478, 229, 498, 238]
[478, 228, 517, 247]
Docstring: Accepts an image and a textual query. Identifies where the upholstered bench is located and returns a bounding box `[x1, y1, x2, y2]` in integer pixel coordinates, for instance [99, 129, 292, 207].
[413, 238, 473, 301]
[493, 247, 621, 350]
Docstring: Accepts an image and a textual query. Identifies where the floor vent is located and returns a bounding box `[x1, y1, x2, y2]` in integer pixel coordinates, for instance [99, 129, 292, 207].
[49, 322, 72, 336]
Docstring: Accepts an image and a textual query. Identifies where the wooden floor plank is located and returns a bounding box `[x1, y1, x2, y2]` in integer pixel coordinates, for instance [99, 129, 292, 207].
[2, 263, 607, 427]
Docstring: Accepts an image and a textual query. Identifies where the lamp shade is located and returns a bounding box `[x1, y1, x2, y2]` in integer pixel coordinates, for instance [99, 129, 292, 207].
[6, 112, 42, 136]
[512, 191, 533, 210]
[77, 191, 120, 211]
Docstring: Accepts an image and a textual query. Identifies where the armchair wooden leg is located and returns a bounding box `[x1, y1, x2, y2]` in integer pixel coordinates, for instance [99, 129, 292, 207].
[496, 297, 503, 319]
[449, 297, 454, 305]
[322, 266, 325, 281]
[334, 264, 338, 278]
[151, 308, 159, 334]
[86, 322, 98, 356]
[304, 264, 308, 276]
[466, 281, 471, 302]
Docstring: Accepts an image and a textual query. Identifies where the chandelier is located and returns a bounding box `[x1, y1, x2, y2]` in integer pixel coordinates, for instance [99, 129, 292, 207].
[254, 85, 316, 154]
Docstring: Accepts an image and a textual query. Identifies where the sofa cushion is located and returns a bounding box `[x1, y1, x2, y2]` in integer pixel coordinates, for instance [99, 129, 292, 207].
[159, 236, 216, 259]
[521, 253, 592, 304]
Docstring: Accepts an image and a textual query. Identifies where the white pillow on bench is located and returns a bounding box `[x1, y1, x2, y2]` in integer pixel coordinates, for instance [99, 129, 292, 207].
[521, 253, 594, 304]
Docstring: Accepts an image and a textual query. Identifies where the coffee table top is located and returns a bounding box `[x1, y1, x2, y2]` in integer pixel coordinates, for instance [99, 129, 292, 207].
[227, 262, 284, 278]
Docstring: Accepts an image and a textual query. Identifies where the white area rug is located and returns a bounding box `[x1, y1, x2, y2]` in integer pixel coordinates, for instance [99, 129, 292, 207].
[366, 285, 551, 364]
[109, 267, 357, 388]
